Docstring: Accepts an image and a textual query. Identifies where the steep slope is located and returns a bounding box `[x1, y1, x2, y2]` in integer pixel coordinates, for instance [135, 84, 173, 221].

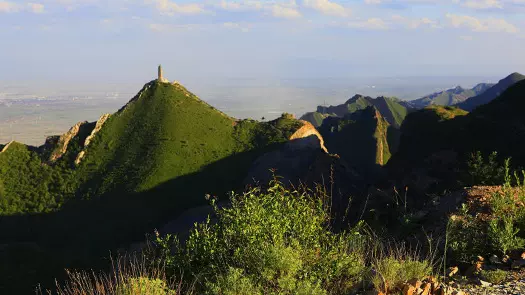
[318, 107, 392, 179]
[301, 94, 409, 128]
[456, 72, 525, 111]
[0, 142, 76, 214]
[407, 83, 493, 109]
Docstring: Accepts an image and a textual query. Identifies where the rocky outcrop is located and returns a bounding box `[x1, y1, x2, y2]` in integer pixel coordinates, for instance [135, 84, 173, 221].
[75, 113, 111, 165]
[49, 121, 89, 163]
[289, 120, 327, 152]
[1, 141, 15, 153]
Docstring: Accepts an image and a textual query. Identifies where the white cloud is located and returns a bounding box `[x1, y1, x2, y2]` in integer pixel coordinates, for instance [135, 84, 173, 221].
[148, 0, 207, 15]
[28, 3, 45, 13]
[222, 22, 251, 32]
[0, 1, 45, 13]
[303, 0, 350, 17]
[218, 0, 264, 11]
[272, 4, 302, 19]
[457, 0, 503, 9]
[391, 15, 441, 29]
[446, 13, 518, 33]
[0, 1, 19, 13]
[348, 18, 388, 30]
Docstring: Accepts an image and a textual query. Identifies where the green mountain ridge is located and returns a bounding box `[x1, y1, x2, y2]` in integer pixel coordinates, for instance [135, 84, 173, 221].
[301, 94, 409, 128]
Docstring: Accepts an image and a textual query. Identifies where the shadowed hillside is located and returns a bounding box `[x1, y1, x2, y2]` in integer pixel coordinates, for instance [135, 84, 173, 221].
[389, 79, 525, 192]
[318, 107, 391, 180]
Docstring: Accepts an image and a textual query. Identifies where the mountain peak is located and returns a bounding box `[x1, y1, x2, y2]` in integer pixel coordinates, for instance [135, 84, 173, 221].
[503, 72, 525, 83]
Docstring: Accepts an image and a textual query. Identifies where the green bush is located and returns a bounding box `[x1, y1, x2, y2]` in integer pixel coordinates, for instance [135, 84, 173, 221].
[448, 215, 487, 263]
[116, 277, 175, 295]
[207, 267, 262, 295]
[155, 180, 368, 294]
[449, 160, 525, 260]
[488, 216, 525, 255]
[480, 269, 507, 284]
[466, 151, 506, 186]
[371, 255, 432, 293]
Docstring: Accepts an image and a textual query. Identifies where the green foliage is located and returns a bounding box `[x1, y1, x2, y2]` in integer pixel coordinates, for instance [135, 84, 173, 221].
[0, 142, 75, 214]
[207, 268, 263, 295]
[480, 269, 507, 284]
[155, 180, 367, 294]
[449, 163, 525, 260]
[487, 216, 525, 255]
[371, 255, 432, 293]
[447, 215, 487, 263]
[466, 151, 506, 185]
[116, 277, 175, 295]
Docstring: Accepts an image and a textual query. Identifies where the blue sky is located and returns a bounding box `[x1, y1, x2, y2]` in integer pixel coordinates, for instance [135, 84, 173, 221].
[1, 0, 525, 82]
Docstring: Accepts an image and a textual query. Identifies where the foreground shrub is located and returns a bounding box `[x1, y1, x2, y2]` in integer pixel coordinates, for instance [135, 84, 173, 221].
[449, 161, 525, 261]
[480, 269, 507, 284]
[155, 180, 368, 294]
[371, 249, 433, 293]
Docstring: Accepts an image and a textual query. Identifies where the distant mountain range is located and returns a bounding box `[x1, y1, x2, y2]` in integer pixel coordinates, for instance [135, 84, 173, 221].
[406, 83, 493, 109]
[456, 72, 525, 111]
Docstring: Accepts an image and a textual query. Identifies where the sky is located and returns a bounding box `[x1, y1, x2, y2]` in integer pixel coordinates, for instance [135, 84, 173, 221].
[1, 0, 525, 83]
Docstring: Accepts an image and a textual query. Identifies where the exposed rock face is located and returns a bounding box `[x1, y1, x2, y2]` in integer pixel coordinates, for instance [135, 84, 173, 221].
[49, 121, 89, 162]
[75, 113, 111, 165]
[289, 120, 327, 152]
[244, 120, 363, 198]
[1, 141, 15, 153]
[84, 113, 111, 147]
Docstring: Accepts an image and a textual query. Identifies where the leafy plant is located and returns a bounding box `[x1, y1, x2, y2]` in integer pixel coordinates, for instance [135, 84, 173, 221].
[480, 269, 507, 284]
[371, 254, 432, 293]
[154, 180, 368, 294]
[466, 151, 506, 186]
[488, 216, 525, 255]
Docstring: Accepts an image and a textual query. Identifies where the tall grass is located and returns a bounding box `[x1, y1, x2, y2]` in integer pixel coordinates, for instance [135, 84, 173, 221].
[42, 255, 188, 295]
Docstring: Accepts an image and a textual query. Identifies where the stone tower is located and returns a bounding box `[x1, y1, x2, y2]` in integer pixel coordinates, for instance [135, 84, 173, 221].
[158, 64, 168, 83]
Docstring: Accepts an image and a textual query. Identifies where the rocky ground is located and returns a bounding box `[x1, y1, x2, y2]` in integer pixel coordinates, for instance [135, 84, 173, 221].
[462, 270, 525, 295]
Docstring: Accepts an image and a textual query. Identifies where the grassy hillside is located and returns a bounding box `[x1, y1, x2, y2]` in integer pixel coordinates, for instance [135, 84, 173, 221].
[408, 84, 492, 109]
[0, 81, 307, 293]
[456, 72, 525, 111]
[299, 111, 329, 127]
